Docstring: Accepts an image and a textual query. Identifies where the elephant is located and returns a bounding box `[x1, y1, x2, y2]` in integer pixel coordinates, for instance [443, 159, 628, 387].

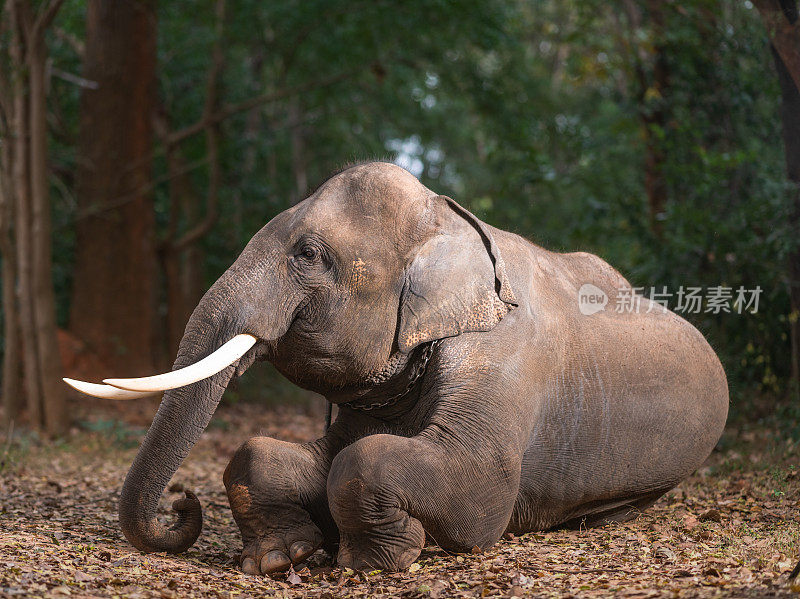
[65, 161, 729, 575]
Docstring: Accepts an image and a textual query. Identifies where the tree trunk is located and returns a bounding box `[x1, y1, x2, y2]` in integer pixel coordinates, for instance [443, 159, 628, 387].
[232, 47, 265, 245]
[772, 44, 800, 398]
[753, 0, 800, 90]
[757, 1, 800, 399]
[158, 0, 225, 356]
[0, 207, 21, 425]
[0, 61, 22, 424]
[643, 0, 669, 239]
[10, 1, 43, 427]
[157, 130, 216, 356]
[2, 0, 66, 432]
[28, 23, 66, 435]
[70, 0, 158, 376]
[156, 116, 200, 358]
[620, 0, 671, 239]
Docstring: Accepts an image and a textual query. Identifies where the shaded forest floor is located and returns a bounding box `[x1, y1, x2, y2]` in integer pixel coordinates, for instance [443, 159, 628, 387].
[1, 396, 799, 598]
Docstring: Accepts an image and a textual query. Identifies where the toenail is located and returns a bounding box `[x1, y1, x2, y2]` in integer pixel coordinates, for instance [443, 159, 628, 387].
[289, 541, 313, 562]
[261, 550, 290, 573]
[241, 557, 258, 575]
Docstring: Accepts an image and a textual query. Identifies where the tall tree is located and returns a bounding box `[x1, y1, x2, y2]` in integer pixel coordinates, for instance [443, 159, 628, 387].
[0, 0, 66, 434]
[157, 0, 225, 356]
[0, 188, 20, 423]
[753, 0, 800, 398]
[70, 0, 158, 375]
[0, 7, 22, 424]
[620, 0, 671, 239]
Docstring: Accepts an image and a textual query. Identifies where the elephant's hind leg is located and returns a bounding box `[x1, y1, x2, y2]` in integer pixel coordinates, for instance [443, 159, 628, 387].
[224, 436, 337, 575]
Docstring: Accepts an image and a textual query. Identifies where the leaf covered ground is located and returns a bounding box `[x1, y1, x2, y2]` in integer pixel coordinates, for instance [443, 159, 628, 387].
[1, 397, 799, 598]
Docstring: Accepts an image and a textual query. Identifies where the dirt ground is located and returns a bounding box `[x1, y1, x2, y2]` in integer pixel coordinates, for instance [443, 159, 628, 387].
[1, 396, 799, 598]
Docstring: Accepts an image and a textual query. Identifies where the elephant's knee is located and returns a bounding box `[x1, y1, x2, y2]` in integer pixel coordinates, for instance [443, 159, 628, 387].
[327, 435, 409, 528]
[225, 437, 270, 487]
[327, 439, 372, 514]
[224, 437, 259, 492]
[224, 437, 305, 507]
[328, 434, 397, 485]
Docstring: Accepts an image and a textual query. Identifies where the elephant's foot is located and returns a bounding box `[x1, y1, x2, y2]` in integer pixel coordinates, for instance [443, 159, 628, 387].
[238, 506, 324, 575]
[336, 507, 425, 571]
[224, 436, 334, 576]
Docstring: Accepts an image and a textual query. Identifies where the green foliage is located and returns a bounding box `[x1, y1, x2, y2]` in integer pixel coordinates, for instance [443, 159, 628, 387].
[42, 0, 797, 422]
[78, 419, 146, 449]
[226, 362, 320, 407]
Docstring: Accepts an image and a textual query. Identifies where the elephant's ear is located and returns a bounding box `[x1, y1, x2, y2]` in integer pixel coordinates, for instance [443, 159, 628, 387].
[397, 196, 518, 353]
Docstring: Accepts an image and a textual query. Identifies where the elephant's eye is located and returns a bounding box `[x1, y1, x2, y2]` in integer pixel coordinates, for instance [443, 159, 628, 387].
[292, 239, 328, 271]
[300, 246, 318, 260]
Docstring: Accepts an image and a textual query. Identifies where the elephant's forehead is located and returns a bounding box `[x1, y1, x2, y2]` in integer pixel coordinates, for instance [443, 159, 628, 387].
[294, 200, 406, 255]
[308, 162, 432, 221]
[293, 163, 435, 243]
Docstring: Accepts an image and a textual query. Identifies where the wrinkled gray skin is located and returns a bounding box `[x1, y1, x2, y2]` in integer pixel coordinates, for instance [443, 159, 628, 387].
[118, 162, 728, 574]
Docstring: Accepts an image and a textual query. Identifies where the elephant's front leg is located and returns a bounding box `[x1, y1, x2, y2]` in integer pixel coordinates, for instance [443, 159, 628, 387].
[327, 432, 522, 571]
[224, 435, 339, 575]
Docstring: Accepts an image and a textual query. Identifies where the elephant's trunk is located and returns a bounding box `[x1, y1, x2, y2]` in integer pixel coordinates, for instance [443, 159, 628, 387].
[118, 303, 243, 554]
[114, 244, 297, 554]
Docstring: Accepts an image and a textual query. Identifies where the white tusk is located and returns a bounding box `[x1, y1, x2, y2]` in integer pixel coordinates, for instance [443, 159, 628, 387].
[63, 378, 157, 400]
[103, 333, 257, 393]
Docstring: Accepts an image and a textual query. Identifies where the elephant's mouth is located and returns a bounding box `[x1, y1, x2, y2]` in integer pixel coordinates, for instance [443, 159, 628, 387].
[63, 334, 259, 399]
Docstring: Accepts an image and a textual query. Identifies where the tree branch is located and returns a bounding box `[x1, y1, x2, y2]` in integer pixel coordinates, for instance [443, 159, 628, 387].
[72, 155, 209, 222]
[32, 0, 64, 40]
[166, 68, 358, 146]
[50, 67, 98, 89]
[53, 25, 85, 57]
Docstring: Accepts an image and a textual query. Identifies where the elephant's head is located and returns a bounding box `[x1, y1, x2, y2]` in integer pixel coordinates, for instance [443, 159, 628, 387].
[68, 162, 516, 553]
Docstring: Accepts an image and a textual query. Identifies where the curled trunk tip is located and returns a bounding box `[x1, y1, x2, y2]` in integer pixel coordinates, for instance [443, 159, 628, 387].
[120, 489, 203, 554]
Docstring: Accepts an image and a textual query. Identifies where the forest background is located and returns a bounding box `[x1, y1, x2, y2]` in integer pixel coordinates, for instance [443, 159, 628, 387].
[1, 0, 799, 436]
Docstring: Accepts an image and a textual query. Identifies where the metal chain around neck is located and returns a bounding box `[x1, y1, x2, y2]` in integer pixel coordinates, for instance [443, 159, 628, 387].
[338, 339, 441, 414]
